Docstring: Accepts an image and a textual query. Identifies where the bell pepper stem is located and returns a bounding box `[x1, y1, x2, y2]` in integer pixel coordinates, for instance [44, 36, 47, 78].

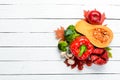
[79, 45, 87, 57]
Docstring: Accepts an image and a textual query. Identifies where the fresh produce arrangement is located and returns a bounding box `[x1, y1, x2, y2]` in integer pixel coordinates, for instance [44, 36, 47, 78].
[54, 9, 113, 70]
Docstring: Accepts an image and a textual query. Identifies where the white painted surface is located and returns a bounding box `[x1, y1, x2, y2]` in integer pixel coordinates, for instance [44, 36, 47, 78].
[0, 75, 119, 80]
[0, 0, 120, 5]
[0, 20, 119, 33]
[0, 5, 119, 18]
[0, 61, 119, 74]
[0, 0, 119, 80]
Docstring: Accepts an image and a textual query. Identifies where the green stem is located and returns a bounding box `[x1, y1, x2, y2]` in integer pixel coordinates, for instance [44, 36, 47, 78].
[79, 45, 87, 57]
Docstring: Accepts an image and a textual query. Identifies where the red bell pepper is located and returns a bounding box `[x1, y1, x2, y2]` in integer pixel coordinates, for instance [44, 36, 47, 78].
[70, 36, 94, 60]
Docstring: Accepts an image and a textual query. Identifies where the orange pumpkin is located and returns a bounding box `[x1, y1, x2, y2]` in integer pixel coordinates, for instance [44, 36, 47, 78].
[75, 20, 113, 48]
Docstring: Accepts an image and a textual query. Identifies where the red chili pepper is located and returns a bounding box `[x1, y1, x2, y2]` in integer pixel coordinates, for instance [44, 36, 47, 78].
[70, 36, 94, 60]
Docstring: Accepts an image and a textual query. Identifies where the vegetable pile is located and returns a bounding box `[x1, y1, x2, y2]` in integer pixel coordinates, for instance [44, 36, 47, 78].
[54, 9, 113, 70]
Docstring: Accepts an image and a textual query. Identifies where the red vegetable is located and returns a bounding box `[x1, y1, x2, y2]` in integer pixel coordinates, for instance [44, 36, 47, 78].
[93, 48, 105, 54]
[84, 9, 105, 25]
[64, 57, 93, 70]
[94, 58, 107, 65]
[91, 48, 109, 65]
[85, 59, 92, 66]
[101, 51, 109, 61]
[78, 61, 84, 70]
[71, 57, 79, 69]
[70, 36, 94, 60]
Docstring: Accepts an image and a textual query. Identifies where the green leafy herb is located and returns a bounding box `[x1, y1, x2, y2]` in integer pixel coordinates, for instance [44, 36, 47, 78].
[65, 25, 80, 43]
[64, 29, 74, 36]
[67, 25, 75, 30]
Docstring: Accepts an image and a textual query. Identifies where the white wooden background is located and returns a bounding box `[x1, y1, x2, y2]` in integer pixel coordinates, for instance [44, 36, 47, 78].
[0, 0, 120, 80]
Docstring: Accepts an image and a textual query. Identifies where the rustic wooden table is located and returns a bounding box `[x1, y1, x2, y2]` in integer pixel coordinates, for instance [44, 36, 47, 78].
[0, 0, 119, 80]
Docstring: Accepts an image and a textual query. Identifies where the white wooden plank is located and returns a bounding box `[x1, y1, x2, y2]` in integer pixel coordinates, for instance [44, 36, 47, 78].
[0, 75, 119, 80]
[0, 33, 119, 46]
[0, 48, 60, 61]
[0, 0, 120, 5]
[0, 5, 119, 18]
[0, 33, 57, 46]
[0, 61, 118, 74]
[0, 47, 118, 60]
[0, 19, 119, 33]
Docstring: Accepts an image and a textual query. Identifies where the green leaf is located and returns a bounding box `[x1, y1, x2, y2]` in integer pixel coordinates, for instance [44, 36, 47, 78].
[79, 45, 87, 57]
[105, 47, 112, 51]
[108, 52, 112, 58]
[105, 47, 112, 58]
